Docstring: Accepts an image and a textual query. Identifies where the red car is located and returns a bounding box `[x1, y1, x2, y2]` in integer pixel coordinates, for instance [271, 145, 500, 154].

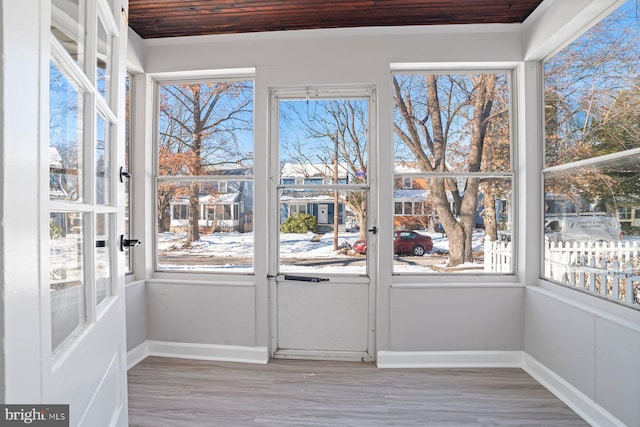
[353, 230, 433, 256]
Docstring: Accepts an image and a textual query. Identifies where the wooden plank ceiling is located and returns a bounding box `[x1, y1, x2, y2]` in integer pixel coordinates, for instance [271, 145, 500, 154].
[128, 0, 544, 39]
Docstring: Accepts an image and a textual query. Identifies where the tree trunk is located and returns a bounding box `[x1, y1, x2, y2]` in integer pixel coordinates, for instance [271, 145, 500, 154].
[186, 85, 202, 244]
[187, 183, 200, 243]
[484, 180, 498, 241]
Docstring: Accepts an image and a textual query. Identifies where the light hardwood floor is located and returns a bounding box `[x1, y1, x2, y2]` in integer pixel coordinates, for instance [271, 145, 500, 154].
[128, 357, 588, 426]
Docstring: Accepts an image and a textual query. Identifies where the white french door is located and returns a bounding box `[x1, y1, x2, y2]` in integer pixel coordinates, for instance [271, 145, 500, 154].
[46, 1, 128, 425]
[269, 87, 377, 361]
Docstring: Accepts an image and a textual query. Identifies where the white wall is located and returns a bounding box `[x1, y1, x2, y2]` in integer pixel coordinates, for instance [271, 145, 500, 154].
[390, 287, 524, 351]
[525, 284, 640, 426]
[140, 24, 527, 358]
[125, 281, 147, 352]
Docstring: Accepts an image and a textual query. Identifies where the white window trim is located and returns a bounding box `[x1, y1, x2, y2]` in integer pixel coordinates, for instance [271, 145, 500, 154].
[152, 74, 256, 276]
[391, 68, 517, 277]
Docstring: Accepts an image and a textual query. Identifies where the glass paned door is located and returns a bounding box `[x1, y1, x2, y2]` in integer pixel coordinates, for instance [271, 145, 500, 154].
[47, 0, 128, 424]
[270, 88, 376, 361]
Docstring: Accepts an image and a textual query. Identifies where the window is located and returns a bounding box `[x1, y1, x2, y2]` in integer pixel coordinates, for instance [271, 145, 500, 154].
[289, 204, 307, 215]
[124, 74, 133, 274]
[49, 0, 119, 351]
[172, 204, 189, 220]
[618, 206, 632, 220]
[155, 79, 254, 273]
[393, 71, 513, 274]
[542, 0, 640, 308]
[393, 201, 424, 216]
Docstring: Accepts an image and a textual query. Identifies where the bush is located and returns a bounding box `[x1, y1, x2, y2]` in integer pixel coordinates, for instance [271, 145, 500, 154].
[281, 213, 317, 233]
[50, 219, 62, 239]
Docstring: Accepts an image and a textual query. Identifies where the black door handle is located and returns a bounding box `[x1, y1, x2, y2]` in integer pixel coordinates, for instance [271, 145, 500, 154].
[120, 235, 141, 252]
[119, 166, 132, 182]
[283, 275, 329, 283]
[368, 226, 377, 234]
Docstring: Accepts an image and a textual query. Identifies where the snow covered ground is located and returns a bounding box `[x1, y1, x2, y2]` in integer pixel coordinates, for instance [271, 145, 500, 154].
[157, 229, 490, 273]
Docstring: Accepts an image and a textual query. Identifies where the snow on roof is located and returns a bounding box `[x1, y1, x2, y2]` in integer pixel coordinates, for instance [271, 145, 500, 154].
[394, 189, 428, 200]
[394, 162, 424, 173]
[174, 192, 240, 204]
[280, 193, 337, 202]
[49, 147, 63, 168]
[281, 162, 348, 178]
[393, 189, 455, 202]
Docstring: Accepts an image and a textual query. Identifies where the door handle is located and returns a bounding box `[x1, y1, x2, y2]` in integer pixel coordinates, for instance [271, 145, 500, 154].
[368, 226, 377, 234]
[120, 235, 141, 252]
[283, 275, 329, 283]
[119, 166, 132, 183]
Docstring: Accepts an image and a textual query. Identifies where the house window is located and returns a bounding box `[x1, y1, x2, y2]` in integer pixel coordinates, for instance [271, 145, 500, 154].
[289, 204, 307, 215]
[155, 79, 254, 273]
[393, 70, 513, 274]
[542, 0, 640, 308]
[172, 204, 189, 220]
[618, 207, 632, 220]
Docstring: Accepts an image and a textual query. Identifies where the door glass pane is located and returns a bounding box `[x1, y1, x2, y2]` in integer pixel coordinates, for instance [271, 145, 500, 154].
[96, 213, 113, 306]
[96, 15, 112, 101]
[279, 189, 367, 275]
[50, 61, 83, 202]
[51, 0, 85, 68]
[96, 113, 110, 205]
[279, 99, 369, 184]
[50, 212, 87, 351]
[278, 97, 369, 275]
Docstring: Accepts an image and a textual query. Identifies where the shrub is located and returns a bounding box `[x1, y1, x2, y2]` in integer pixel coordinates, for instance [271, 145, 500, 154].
[50, 218, 62, 239]
[281, 213, 317, 233]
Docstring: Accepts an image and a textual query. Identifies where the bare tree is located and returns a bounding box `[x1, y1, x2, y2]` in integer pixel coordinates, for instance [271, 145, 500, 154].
[394, 73, 507, 266]
[159, 82, 253, 243]
[281, 99, 369, 240]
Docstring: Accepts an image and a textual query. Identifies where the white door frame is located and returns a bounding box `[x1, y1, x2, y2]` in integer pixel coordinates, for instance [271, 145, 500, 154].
[268, 86, 378, 361]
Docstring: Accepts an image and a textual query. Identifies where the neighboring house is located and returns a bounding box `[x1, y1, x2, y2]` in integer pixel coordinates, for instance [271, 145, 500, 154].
[168, 166, 254, 233]
[616, 197, 640, 234]
[280, 162, 349, 232]
[394, 162, 509, 231]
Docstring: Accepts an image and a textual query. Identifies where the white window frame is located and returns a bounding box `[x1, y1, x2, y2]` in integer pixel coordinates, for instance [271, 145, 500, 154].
[152, 74, 255, 276]
[391, 68, 516, 277]
[539, 2, 640, 309]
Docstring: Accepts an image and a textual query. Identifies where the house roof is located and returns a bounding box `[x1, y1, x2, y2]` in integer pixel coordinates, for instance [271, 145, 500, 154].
[281, 162, 349, 179]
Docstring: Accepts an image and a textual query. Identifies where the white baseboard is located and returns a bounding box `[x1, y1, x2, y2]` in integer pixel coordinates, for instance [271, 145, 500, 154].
[146, 340, 269, 364]
[127, 341, 149, 370]
[522, 353, 625, 427]
[377, 350, 625, 427]
[377, 350, 522, 368]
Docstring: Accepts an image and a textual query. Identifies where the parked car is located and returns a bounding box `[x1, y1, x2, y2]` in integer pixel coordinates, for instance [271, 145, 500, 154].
[353, 230, 433, 256]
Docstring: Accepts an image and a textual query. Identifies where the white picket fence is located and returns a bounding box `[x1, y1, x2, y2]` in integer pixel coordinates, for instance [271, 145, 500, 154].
[484, 237, 640, 307]
[484, 236, 512, 273]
